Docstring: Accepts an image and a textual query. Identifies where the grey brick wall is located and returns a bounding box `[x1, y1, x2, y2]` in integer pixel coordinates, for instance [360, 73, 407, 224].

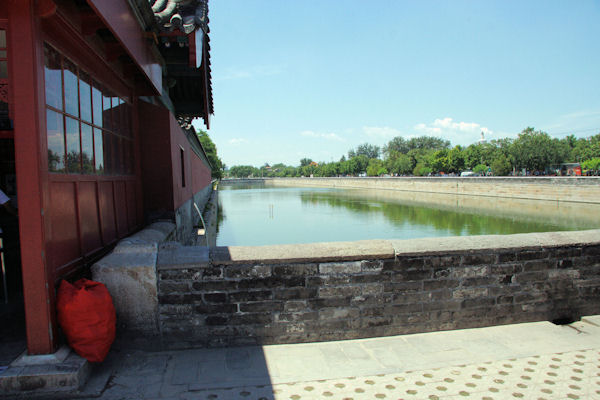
[156, 232, 600, 349]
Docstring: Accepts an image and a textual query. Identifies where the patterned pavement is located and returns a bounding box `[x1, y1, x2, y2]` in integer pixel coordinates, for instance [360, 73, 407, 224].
[194, 349, 600, 400]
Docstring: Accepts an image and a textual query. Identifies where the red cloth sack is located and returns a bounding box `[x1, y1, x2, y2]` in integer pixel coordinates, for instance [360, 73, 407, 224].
[57, 278, 116, 362]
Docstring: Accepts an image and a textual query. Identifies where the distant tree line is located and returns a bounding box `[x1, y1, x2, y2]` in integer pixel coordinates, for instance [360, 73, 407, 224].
[226, 127, 600, 178]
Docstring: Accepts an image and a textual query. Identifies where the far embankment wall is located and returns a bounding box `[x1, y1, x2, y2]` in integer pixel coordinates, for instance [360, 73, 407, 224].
[260, 177, 600, 204]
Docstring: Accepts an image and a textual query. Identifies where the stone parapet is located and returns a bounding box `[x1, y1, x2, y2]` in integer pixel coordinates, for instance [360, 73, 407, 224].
[156, 229, 600, 348]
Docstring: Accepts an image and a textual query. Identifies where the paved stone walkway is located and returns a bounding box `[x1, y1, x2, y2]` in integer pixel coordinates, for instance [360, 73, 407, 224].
[82, 316, 600, 400]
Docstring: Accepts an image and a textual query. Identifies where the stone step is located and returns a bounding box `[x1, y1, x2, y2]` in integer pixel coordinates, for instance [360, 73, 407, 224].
[0, 346, 91, 397]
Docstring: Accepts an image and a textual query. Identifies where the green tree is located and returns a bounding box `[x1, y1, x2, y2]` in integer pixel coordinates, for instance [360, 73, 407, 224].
[197, 130, 223, 179]
[367, 159, 387, 176]
[300, 158, 313, 167]
[510, 127, 564, 172]
[491, 154, 512, 176]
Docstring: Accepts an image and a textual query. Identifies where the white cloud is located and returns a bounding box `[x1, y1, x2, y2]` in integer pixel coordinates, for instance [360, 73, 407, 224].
[414, 117, 492, 145]
[362, 126, 403, 139]
[300, 130, 345, 142]
[228, 138, 248, 146]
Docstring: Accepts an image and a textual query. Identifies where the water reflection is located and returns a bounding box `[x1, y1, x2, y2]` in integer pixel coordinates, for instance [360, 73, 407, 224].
[216, 182, 600, 246]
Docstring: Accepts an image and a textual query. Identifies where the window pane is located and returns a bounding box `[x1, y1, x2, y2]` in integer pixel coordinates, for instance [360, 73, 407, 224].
[92, 84, 102, 127]
[63, 59, 78, 117]
[44, 44, 63, 110]
[65, 117, 81, 173]
[94, 128, 104, 174]
[46, 109, 65, 172]
[102, 92, 112, 131]
[103, 131, 112, 174]
[0, 30, 6, 48]
[111, 97, 121, 135]
[114, 135, 122, 174]
[0, 61, 6, 79]
[81, 123, 94, 174]
[79, 71, 92, 123]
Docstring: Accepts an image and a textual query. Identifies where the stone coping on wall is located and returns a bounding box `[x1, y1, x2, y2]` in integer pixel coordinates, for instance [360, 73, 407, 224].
[156, 229, 600, 268]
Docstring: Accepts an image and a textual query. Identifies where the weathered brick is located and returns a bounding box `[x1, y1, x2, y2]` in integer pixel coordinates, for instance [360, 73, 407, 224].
[515, 271, 548, 283]
[523, 259, 556, 271]
[159, 304, 193, 316]
[383, 281, 423, 293]
[159, 281, 190, 294]
[394, 269, 432, 282]
[319, 262, 361, 275]
[239, 301, 284, 313]
[318, 286, 361, 298]
[462, 277, 497, 287]
[203, 293, 227, 303]
[273, 263, 318, 276]
[462, 254, 495, 265]
[205, 316, 228, 325]
[360, 316, 393, 328]
[552, 247, 582, 258]
[433, 268, 451, 278]
[423, 279, 459, 290]
[203, 266, 223, 280]
[229, 290, 272, 302]
[395, 257, 426, 269]
[392, 302, 423, 314]
[306, 276, 351, 287]
[361, 283, 383, 295]
[319, 307, 360, 320]
[159, 269, 201, 281]
[423, 300, 461, 312]
[194, 303, 238, 314]
[461, 298, 495, 309]
[558, 259, 573, 269]
[350, 275, 383, 284]
[497, 252, 517, 263]
[514, 292, 547, 304]
[192, 281, 234, 292]
[308, 297, 350, 309]
[351, 294, 392, 306]
[237, 276, 305, 289]
[490, 264, 521, 275]
[428, 289, 452, 301]
[452, 266, 489, 279]
[273, 287, 318, 300]
[392, 292, 429, 304]
[361, 260, 384, 273]
[275, 311, 318, 322]
[284, 300, 308, 312]
[225, 265, 272, 279]
[517, 250, 549, 261]
[583, 245, 600, 256]
[229, 313, 272, 325]
[452, 287, 488, 299]
[426, 256, 461, 268]
[159, 294, 193, 304]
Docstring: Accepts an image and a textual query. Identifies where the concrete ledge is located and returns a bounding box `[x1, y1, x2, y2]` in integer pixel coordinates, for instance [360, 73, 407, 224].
[391, 229, 600, 256]
[92, 222, 176, 335]
[210, 239, 396, 264]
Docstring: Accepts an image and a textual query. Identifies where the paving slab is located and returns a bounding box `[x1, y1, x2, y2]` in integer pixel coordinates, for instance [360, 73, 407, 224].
[73, 316, 600, 400]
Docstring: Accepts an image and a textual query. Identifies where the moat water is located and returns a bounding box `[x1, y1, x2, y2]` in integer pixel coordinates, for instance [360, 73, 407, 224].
[215, 181, 600, 246]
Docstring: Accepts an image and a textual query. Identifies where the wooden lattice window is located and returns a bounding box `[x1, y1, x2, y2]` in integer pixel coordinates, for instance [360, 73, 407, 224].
[43, 43, 134, 175]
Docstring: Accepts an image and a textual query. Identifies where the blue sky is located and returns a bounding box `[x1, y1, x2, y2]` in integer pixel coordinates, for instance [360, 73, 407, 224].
[193, 0, 600, 168]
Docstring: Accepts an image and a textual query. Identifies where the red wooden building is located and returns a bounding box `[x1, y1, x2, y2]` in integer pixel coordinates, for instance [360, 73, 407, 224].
[0, 0, 213, 355]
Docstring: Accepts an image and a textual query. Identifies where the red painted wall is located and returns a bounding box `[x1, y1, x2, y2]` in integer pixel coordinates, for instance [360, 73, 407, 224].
[139, 100, 212, 217]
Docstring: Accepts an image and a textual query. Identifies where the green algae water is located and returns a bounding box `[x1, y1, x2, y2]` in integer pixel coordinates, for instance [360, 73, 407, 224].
[215, 181, 600, 246]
